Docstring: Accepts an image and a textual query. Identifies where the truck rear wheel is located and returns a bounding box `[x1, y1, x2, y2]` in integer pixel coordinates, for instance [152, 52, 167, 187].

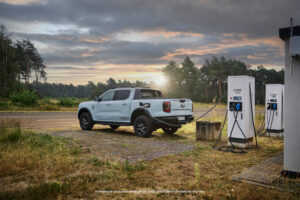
[162, 127, 178, 135]
[79, 112, 94, 130]
[133, 115, 153, 137]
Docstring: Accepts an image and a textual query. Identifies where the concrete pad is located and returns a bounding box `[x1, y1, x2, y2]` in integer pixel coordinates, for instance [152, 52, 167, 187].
[233, 153, 300, 193]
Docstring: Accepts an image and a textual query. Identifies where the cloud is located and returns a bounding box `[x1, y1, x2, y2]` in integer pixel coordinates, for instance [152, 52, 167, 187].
[0, 0, 295, 83]
[0, 0, 45, 5]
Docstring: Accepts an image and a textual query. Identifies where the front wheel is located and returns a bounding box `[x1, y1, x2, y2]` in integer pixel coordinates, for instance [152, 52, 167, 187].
[79, 112, 94, 130]
[133, 115, 153, 137]
[162, 126, 178, 135]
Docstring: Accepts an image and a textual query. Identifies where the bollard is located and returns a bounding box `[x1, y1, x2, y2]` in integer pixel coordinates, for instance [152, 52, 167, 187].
[196, 121, 221, 141]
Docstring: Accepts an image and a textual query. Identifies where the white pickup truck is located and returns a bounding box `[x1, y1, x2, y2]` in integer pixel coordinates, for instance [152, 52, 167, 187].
[78, 86, 194, 137]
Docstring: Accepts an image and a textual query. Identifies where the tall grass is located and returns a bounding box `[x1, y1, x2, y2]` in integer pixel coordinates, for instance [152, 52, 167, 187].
[0, 119, 84, 199]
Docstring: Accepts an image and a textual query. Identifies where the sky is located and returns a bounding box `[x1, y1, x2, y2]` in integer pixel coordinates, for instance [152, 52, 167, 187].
[0, 0, 299, 85]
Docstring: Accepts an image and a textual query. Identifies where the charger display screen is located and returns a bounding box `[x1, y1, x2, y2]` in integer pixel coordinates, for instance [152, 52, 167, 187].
[233, 96, 242, 101]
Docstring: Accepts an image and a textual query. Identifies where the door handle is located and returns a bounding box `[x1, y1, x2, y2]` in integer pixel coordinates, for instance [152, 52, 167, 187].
[122, 103, 127, 106]
[106, 103, 111, 106]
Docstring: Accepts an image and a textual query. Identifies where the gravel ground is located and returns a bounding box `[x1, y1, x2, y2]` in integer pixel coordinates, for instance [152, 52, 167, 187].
[48, 127, 195, 162]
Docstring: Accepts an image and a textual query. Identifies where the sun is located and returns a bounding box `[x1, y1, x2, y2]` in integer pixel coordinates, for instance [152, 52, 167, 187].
[155, 75, 167, 86]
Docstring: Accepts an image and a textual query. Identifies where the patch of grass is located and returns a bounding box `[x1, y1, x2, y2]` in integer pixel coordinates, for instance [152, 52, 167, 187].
[0, 118, 295, 200]
[0, 119, 83, 178]
[123, 160, 147, 178]
[0, 181, 69, 200]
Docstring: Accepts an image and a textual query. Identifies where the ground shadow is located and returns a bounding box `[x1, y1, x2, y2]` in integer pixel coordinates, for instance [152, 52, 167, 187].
[91, 126, 188, 141]
[92, 127, 136, 137]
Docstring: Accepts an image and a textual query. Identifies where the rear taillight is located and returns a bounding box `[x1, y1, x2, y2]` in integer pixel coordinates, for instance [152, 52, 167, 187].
[163, 101, 171, 113]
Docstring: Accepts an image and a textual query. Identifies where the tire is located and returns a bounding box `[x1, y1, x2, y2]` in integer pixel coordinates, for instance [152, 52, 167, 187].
[162, 126, 178, 135]
[110, 125, 119, 130]
[79, 112, 94, 130]
[133, 115, 153, 137]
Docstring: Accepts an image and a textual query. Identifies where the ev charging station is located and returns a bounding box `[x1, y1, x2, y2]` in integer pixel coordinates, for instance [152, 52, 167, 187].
[227, 76, 255, 147]
[279, 22, 300, 176]
[265, 84, 284, 136]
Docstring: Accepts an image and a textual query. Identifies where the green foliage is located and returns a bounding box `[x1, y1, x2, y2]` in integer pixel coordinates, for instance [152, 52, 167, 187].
[0, 128, 22, 144]
[9, 90, 38, 106]
[0, 182, 69, 200]
[162, 56, 284, 104]
[123, 160, 147, 178]
[39, 98, 53, 105]
[0, 25, 21, 97]
[0, 101, 10, 110]
[0, 25, 47, 98]
[57, 97, 78, 107]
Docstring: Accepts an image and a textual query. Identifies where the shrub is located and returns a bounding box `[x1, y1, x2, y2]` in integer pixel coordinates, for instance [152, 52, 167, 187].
[9, 90, 38, 106]
[57, 98, 77, 107]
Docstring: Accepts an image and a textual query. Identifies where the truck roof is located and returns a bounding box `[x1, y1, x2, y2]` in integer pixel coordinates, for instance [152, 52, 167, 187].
[111, 86, 152, 89]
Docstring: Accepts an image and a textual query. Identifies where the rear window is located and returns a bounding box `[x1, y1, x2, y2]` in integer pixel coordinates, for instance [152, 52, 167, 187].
[113, 90, 131, 100]
[134, 89, 163, 99]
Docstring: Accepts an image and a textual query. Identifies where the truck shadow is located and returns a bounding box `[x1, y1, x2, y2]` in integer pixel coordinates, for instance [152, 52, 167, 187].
[92, 127, 136, 137]
[92, 127, 187, 141]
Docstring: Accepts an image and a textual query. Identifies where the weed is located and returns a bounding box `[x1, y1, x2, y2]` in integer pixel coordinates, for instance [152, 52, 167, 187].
[123, 160, 147, 178]
[88, 157, 108, 167]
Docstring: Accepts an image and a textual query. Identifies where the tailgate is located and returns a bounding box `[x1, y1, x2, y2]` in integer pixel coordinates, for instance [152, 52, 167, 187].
[170, 99, 193, 113]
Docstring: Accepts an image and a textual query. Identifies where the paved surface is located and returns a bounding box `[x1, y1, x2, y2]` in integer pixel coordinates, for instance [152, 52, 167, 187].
[233, 153, 283, 184]
[233, 153, 300, 193]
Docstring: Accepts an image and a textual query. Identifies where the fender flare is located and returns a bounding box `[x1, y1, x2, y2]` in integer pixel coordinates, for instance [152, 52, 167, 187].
[78, 108, 93, 119]
[130, 107, 152, 123]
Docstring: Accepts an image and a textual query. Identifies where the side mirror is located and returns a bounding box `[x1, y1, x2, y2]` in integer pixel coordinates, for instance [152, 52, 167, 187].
[94, 96, 101, 102]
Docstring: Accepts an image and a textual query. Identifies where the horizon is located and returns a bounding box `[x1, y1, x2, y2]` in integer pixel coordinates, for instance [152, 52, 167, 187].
[0, 0, 298, 85]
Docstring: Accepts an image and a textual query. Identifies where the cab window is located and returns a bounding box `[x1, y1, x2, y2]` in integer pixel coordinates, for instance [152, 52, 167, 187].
[113, 90, 131, 100]
[101, 90, 114, 101]
[134, 89, 163, 99]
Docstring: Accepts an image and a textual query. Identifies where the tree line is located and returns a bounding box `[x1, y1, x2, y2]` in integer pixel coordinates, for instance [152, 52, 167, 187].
[161, 56, 284, 104]
[0, 25, 46, 97]
[1, 24, 283, 104]
[30, 78, 149, 99]
[31, 56, 283, 104]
